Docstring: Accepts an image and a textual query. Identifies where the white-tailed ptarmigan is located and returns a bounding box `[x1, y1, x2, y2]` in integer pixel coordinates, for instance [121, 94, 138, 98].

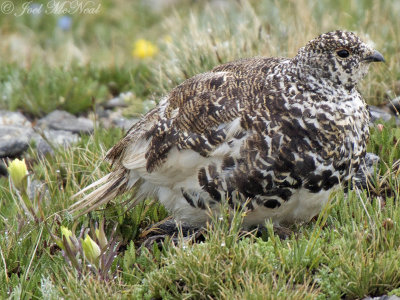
[71, 30, 384, 228]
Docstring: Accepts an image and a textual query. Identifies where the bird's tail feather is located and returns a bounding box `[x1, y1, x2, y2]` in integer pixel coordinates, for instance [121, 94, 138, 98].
[70, 169, 139, 216]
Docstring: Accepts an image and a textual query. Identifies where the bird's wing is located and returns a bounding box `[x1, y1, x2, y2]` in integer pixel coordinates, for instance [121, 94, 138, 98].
[141, 57, 287, 173]
[107, 57, 288, 170]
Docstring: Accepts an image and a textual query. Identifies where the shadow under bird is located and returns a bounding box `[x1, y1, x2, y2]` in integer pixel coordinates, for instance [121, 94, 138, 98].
[71, 30, 384, 229]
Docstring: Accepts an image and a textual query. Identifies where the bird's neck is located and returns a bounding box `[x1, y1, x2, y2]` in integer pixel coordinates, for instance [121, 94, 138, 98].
[289, 65, 357, 98]
[289, 56, 357, 94]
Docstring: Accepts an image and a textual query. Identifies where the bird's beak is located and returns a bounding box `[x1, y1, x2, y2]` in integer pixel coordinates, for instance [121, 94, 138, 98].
[363, 50, 385, 63]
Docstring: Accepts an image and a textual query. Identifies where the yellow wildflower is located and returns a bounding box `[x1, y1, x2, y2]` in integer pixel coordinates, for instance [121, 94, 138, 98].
[82, 234, 101, 265]
[132, 39, 158, 59]
[60, 226, 76, 251]
[7, 158, 28, 191]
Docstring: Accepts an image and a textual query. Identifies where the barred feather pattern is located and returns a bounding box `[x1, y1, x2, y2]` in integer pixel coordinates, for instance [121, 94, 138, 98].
[72, 30, 383, 228]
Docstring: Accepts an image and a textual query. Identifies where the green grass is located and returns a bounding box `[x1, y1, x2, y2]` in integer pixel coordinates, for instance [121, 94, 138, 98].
[1, 0, 400, 299]
[0, 62, 154, 117]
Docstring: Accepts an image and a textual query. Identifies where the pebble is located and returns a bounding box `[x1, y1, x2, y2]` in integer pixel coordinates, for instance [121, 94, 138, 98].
[363, 296, 400, 300]
[354, 152, 380, 190]
[27, 179, 50, 201]
[103, 96, 129, 109]
[0, 105, 136, 159]
[0, 110, 31, 126]
[369, 105, 394, 123]
[0, 109, 84, 158]
[0, 125, 33, 158]
[111, 116, 139, 130]
[31, 129, 79, 158]
[386, 96, 400, 116]
[98, 108, 139, 130]
[0, 162, 7, 176]
[37, 110, 94, 134]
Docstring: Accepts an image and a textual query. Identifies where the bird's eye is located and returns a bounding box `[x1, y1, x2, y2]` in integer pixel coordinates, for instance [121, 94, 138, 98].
[336, 49, 350, 58]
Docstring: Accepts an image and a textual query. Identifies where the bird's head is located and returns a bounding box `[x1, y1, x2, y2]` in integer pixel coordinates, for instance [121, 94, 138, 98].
[294, 30, 384, 91]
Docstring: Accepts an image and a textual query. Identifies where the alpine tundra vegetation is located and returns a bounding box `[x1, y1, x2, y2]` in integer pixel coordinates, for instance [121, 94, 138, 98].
[0, 1, 400, 299]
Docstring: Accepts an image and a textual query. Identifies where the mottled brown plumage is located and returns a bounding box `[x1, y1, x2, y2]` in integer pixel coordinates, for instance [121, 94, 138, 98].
[71, 30, 384, 228]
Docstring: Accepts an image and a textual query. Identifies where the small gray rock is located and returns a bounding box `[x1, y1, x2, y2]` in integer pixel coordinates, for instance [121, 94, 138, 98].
[369, 106, 394, 123]
[98, 108, 139, 130]
[0, 125, 33, 157]
[362, 152, 380, 174]
[37, 110, 93, 134]
[103, 96, 129, 109]
[31, 129, 80, 157]
[363, 296, 400, 300]
[35, 138, 54, 157]
[96, 107, 110, 119]
[111, 117, 139, 130]
[42, 129, 79, 146]
[0, 110, 31, 127]
[386, 96, 400, 116]
[0, 162, 7, 177]
[27, 179, 49, 201]
[354, 152, 380, 190]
